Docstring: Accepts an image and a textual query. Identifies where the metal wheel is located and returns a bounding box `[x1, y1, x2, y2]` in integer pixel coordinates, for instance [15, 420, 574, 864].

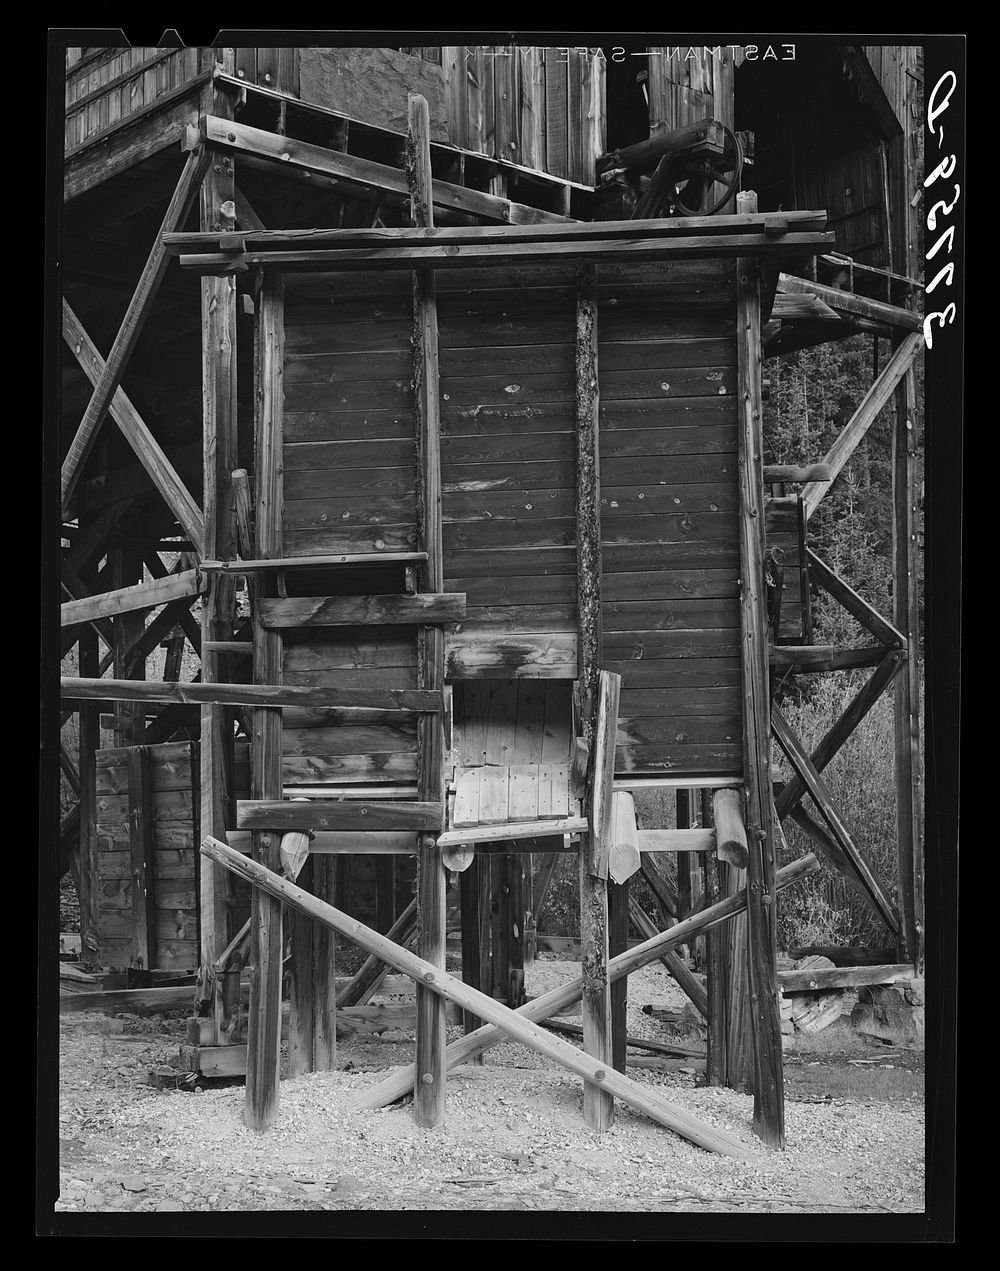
[670, 125, 743, 216]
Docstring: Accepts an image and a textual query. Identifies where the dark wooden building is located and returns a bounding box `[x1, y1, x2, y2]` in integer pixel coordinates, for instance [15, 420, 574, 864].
[55, 39, 924, 1151]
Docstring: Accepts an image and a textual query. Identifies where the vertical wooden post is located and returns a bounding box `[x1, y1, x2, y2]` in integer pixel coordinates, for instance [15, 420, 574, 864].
[504, 851, 526, 1007]
[77, 573, 100, 970]
[111, 543, 145, 745]
[608, 877, 628, 1073]
[198, 118, 239, 1036]
[576, 259, 614, 1131]
[311, 855, 339, 1071]
[736, 198, 785, 1148]
[126, 745, 155, 978]
[893, 355, 923, 972]
[459, 854, 483, 1040]
[676, 788, 692, 959]
[408, 93, 448, 1129]
[703, 790, 726, 1086]
[287, 857, 316, 1079]
[244, 272, 285, 1131]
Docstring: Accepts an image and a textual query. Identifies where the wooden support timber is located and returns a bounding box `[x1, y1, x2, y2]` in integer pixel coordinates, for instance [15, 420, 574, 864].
[807, 551, 905, 649]
[256, 593, 466, 628]
[61, 678, 442, 712]
[62, 301, 206, 553]
[198, 117, 240, 1043]
[201, 834, 758, 1158]
[735, 216, 785, 1148]
[776, 274, 922, 333]
[61, 144, 211, 512]
[801, 332, 923, 520]
[200, 114, 571, 228]
[892, 357, 923, 969]
[178, 230, 836, 275]
[408, 93, 448, 1130]
[244, 272, 285, 1131]
[348, 852, 820, 1112]
[166, 209, 828, 254]
[60, 570, 204, 627]
[774, 651, 904, 820]
[772, 707, 899, 936]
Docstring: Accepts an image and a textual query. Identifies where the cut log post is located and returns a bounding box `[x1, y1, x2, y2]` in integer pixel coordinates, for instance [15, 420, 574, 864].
[201, 834, 766, 1158]
[736, 213, 785, 1148]
[713, 788, 749, 870]
[408, 92, 448, 1130]
[608, 791, 641, 884]
[343, 853, 819, 1112]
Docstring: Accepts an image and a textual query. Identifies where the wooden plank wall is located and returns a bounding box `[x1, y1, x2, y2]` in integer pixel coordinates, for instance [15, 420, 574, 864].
[597, 260, 742, 777]
[94, 741, 250, 971]
[280, 260, 742, 779]
[64, 47, 206, 155]
[647, 47, 736, 134]
[281, 270, 421, 787]
[797, 143, 887, 269]
[427, 45, 605, 183]
[438, 265, 579, 679]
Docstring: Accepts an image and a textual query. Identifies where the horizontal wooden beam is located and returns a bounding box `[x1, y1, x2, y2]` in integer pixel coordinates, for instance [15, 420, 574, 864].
[201, 833, 751, 1156]
[201, 115, 571, 228]
[177, 231, 837, 275]
[61, 300, 205, 553]
[613, 776, 742, 791]
[61, 676, 441, 712]
[164, 209, 829, 255]
[436, 817, 588, 848]
[200, 552, 427, 572]
[807, 551, 905, 649]
[635, 829, 715, 853]
[778, 963, 914, 993]
[802, 332, 923, 519]
[227, 830, 418, 855]
[777, 274, 922, 332]
[445, 631, 578, 680]
[256, 593, 466, 629]
[236, 800, 445, 832]
[763, 464, 832, 484]
[769, 645, 885, 673]
[60, 569, 204, 627]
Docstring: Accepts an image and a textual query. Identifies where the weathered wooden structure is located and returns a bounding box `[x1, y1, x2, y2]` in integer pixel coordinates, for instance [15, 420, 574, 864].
[57, 40, 924, 1152]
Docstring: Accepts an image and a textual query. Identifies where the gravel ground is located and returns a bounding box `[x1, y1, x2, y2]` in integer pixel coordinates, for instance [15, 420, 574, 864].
[48, 958, 924, 1218]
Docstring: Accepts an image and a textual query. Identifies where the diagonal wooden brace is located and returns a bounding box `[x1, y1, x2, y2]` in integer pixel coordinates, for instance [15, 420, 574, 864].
[61, 144, 211, 513]
[201, 833, 772, 1157]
